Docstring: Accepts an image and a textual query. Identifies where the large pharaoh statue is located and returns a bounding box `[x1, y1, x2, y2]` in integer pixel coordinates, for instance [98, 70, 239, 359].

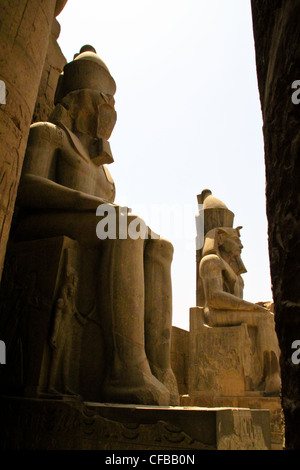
[12, 45, 179, 406]
[195, 189, 281, 395]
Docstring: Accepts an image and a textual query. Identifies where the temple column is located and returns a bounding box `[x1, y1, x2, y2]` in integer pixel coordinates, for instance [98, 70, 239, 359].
[0, 0, 67, 279]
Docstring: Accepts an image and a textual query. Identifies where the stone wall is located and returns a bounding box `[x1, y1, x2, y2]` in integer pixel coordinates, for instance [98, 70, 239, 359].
[251, 0, 300, 449]
[0, 0, 66, 281]
[32, 18, 66, 123]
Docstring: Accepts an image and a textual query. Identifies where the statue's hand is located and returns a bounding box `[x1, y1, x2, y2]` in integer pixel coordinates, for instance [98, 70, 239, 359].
[254, 303, 275, 320]
[76, 190, 116, 211]
[254, 303, 270, 313]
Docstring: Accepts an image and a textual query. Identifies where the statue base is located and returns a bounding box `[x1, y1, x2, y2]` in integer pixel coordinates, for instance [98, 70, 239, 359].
[0, 396, 271, 450]
[180, 395, 283, 450]
[186, 307, 283, 450]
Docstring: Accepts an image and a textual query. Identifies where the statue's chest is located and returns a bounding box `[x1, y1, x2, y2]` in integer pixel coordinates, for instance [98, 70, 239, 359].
[56, 152, 107, 195]
[222, 266, 240, 296]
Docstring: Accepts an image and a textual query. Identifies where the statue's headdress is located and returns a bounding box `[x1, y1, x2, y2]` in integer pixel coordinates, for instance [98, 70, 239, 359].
[195, 189, 245, 306]
[54, 45, 116, 105]
[197, 189, 235, 237]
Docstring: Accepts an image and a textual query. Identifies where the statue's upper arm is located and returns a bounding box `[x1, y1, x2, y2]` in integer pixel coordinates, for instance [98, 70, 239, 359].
[22, 122, 59, 179]
[200, 254, 224, 300]
[199, 254, 223, 280]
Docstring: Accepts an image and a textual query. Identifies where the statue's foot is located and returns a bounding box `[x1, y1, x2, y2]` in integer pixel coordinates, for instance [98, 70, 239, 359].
[263, 350, 281, 396]
[45, 387, 81, 400]
[149, 364, 180, 406]
[63, 388, 82, 400]
[264, 372, 281, 396]
[47, 387, 62, 396]
[102, 366, 171, 406]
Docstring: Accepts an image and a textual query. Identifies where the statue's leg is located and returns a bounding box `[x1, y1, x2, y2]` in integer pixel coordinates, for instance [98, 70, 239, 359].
[144, 238, 179, 405]
[256, 316, 281, 395]
[13, 211, 170, 404]
[97, 215, 170, 405]
[62, 331, 79, 397]
[48, 347, 62, 394]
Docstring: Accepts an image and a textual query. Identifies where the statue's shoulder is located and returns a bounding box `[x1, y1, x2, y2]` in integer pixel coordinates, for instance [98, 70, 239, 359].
[199, 254, 222, 277]
[29, 121, 58, 133]
[28, 122, 65, 147]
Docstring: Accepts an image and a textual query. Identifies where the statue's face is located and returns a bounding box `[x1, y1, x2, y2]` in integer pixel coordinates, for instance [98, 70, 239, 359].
[65, 89, 117, 140]
[221, 235, 243, 257]
[219, 233, 246, 275]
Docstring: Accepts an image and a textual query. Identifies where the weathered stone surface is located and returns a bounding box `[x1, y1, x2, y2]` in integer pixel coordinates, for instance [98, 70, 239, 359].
[181, 395, 283, 451]
[0, 398, 271, 450]
[0, 237, 84, 397]
[32, 18, 67, 123]
[189, 307, 255, 397]
[171, 326, 189, 395]
[251, 0, 300, 450]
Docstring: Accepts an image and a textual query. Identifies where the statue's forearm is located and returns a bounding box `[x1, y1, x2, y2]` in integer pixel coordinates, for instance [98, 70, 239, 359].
[207, 290, 266, 312]
[17, 174, 115, 211]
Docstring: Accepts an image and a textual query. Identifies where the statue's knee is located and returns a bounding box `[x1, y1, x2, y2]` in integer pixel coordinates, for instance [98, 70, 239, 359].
[145, 238, 174, 262]
[120, 213, 148, 240]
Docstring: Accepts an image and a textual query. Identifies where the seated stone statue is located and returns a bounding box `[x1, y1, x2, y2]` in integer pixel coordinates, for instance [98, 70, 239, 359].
[196, 189, 281, 395]
[13, 45, 179, 406]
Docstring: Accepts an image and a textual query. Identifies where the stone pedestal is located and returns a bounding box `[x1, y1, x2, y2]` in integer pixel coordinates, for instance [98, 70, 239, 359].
[187, 307, 284, 449]
[189, 307, 262, 397]
[0, 236, 105, 401]
[181, 395, 283, 450]
[0, 397, 271, 450]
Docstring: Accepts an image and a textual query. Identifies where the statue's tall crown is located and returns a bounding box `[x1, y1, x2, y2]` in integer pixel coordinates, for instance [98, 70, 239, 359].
[197, 189, 235, 237]
[54, 45, 116, 104]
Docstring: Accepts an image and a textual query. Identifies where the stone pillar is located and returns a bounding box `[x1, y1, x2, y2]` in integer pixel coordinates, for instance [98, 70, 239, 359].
[32, 17, 67, 123]
[0, 0, 67, 280]
[251, 0, 300, 449]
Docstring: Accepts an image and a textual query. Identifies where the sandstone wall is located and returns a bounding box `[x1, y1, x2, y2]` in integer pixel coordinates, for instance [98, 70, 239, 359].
[32, 18, 66, 123]
[0, 0, 63, 280]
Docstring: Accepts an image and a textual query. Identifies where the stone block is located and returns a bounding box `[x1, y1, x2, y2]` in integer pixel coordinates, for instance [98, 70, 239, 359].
[0, 397, 271, 450]
[189, 307, 259, 397]
[0, 236, 105, 400]
[181, 395, 283, 450]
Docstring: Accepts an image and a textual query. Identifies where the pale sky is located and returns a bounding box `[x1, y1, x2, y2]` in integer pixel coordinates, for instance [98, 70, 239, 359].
[57, 0, 272, 330]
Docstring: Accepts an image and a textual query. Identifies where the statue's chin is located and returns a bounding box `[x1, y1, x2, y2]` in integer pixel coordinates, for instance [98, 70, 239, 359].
[230, 255, 247, 275]
[90, 153, 113, 166]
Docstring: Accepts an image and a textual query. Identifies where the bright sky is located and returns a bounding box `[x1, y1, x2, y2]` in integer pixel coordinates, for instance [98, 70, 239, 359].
[57, 0, 272, 331]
